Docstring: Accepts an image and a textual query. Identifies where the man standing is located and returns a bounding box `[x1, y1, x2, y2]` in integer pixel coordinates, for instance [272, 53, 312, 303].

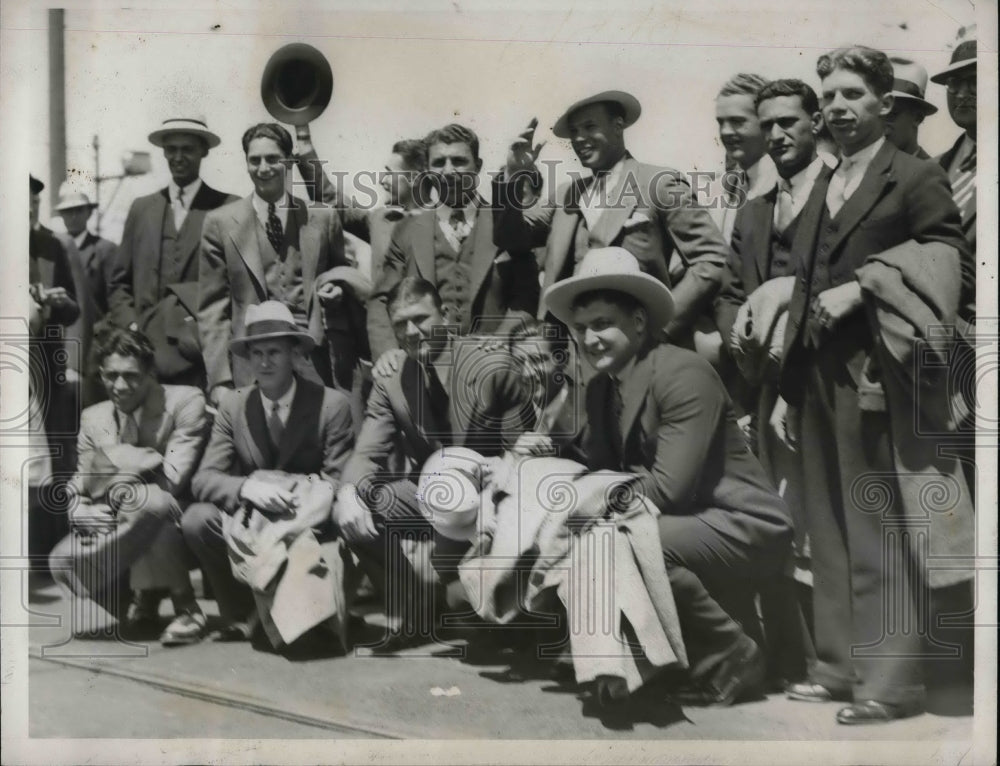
[55, 184, 118, 405]
[198, 123, 353, 402]
[778, 46, 973, 724]
[48, 328, 210, 645]
[185, 302, 355, 646]
[335, 277, 528, 648]
[544, 248, 793, 707]
[368, 124, 540, 361]
[107, 116, 236, 386]
[884, 58, 938, 159]
[715, 74, 780, 244]
[497, 91, 729, 349]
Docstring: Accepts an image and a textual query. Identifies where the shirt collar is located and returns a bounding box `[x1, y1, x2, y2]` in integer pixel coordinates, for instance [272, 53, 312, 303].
[73, 230, 89, 249]
[745, 154, 779, 197]
[252, 191, 291, 224]
[168, 177, 202, 205]
[782, 155, 825, 196]
[436, 198, 479, 225]
[260, 376, 297, 411]
[593, 155, 628, 187]
[118, 404, 144, 427]
[839, 136, 885, 171]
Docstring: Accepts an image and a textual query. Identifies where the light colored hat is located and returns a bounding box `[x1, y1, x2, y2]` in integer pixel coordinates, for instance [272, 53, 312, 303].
[229, 301, 315, 357]
[552, 90, 642, 139]
[930, 38, 976, 84]
[543, 247, 674, 330]
[888, 58, 938, 116]
[148, 115, 221, 149]
[54, 181, 97, 212]
[417, 447, 486, 542]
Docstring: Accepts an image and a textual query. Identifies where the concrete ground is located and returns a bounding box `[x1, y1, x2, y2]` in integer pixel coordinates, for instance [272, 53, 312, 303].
[24, 572, 975, 742]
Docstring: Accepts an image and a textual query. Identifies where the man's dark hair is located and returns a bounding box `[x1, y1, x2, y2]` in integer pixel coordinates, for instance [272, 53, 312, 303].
[570, 288, 645, 317]
[387, 276, 443, 317]
[718, 73, 771, 99]
[816, 46, 894, 97]
[241, 122, 294, 156]
[424, 123, 480, 163]
[509, 318, 570, 358]
[756, 78, 820, 115]
[392, 138, 428, 171]
[94, 327, 156, 372]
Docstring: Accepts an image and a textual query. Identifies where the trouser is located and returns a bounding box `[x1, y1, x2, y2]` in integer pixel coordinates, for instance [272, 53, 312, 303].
[49, 485, 192, 621]
[657, 512, 789, 680]
[799, 347, 925, 706]
[181, 503, 256, 624]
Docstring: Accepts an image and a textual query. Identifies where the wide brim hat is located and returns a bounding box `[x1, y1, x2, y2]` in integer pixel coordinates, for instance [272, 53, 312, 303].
[148, 116, 221, 149]
[888, 58, 937, 116]
[552, 90, 642, 139]
[417, 448, 486, 542]
[543, 247, 674, 331]
[930, 39, 976, 84]
[55, 189, 98, 212]
[229, 300, 315, 357]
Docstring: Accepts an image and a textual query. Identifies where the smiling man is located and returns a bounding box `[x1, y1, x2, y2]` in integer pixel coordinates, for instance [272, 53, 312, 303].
[777, 46, 973, 725]
[107, 116, 237, 386]
[544, 247, 792, 708]
[198, 123, 353, 401]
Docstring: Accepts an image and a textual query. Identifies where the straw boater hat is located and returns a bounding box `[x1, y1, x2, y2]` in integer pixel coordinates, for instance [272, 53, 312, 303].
[930, 38, 976, 84]
[229, 301, 315, 358]
[417, 447, 487, 542]
[888, 58, 938, 116]
[54, 181, 98, 212]
[148, 115, 221, 149]
[543, 247, 674, 331]
[552, 90, 642, 139]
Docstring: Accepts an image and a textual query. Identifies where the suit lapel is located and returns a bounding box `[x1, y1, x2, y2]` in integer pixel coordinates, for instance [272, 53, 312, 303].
[230, 196, 268, 297]
[140, 383, 168, 449]
[789, 166, 832, 279]
[293, 198, 322, 311]
[824, 142, 897, 256]
[243, 388, 276, 467]
[466, 202, 497, 303]
[619, 350, 652, 450]
[275, 377, 322, 469]
[410, 212, 437, 281]
[172, 184, 217, 277]
[750, 191, 776, 284]
[589, 157, 639, 247]
[542, 179, 588, 293]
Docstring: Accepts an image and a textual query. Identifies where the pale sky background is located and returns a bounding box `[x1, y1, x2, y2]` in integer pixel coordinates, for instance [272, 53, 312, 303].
[9, 0, 980, 243]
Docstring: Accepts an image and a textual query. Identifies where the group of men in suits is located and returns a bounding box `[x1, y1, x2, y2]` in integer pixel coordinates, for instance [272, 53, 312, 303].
[34, 29, 979, 725]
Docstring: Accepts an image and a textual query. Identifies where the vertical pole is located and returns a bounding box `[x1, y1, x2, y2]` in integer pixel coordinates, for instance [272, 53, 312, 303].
[48, 9, 67, 212]
[94, 134, 101, 235]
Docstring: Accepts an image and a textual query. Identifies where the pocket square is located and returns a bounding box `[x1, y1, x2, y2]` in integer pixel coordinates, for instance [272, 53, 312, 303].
[623, 211, 651, 230]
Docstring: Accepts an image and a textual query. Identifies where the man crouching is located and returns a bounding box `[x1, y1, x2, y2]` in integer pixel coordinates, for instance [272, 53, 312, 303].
[184, 301, 355, 652]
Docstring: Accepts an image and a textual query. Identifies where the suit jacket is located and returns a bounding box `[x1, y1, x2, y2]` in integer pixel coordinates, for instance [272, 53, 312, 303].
[197, 194, 349, 389]
[584, 344, 791, 551]
[780, 141, 967, 404]
[368, 200, 540, 360]
[494, 157, 728, 339]
[108, 182, 236, 329]
[937, 133, 976, 334]
[65, 231, 118, 380]
[72, 383, 208, 498]
[192, 377, 354, 513]
[29, 225, 81, 391]
[342, 343, 528, 487]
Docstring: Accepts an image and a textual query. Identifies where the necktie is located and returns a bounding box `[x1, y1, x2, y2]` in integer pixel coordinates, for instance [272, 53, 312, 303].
[267, 400, 284, 448]
[580, 172, 609, 231]
[266, 202, 284, 254]
[172, 187, 187, 230]
[825, 157, 854, 218]
[450, 209, 472, 244]
[609, 376, 625, 456]
[951, 144, 976, 225]
[119, 412, 139, 446]
[774, 180, 795, 233]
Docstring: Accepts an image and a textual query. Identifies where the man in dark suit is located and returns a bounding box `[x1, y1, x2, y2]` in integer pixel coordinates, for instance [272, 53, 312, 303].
[777, 46, 972, 724]
[184, 301, 355, 643]
[368, 124, 540, 361]
[49, 328, 210, 645]
[107, 117, 236, 387]
[544, 247, 793, 707]
[335, 277, 528, 648]
[198, 123, 354, 403]
[55, 185, 118, 406]
[497, 92, 729, 349]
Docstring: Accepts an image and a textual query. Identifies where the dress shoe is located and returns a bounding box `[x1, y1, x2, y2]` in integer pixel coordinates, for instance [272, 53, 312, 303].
[212, 613, 260, 643]
[786, 681, 852, 703]
[669, 635, 766, 707]
[122, 591, 162, 638]
[836, 699, 923, 725]
[593, 675, 630, 708]
[160, 610, 207, 647]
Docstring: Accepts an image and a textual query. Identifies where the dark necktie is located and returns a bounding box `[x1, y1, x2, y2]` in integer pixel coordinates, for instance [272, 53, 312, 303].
[119, 411, 139, 446]
[423, 363, 452, 434]
[266, 202, 284, 254]
[267, 400, 284, 448]
[609, 376, 625, 456]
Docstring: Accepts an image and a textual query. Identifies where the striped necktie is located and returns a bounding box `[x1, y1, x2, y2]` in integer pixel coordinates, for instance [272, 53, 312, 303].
[266, 202, 284, 254]
[951, 144, 976, 225]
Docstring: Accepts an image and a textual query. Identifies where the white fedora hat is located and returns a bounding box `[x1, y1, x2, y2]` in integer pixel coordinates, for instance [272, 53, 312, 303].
[54, 181, 97, 212]
[148, 115, 221, 149]
[417, 447, 486, 542]
[888, 58, 938, 116]
[552, 90, 642, 139]
[543, 247, 674, 330]
[229, 301, 315, 357]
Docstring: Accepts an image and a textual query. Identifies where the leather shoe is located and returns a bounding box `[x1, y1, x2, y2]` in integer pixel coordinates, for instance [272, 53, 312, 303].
[160, 610, 207, 647]
[122, 591, 162, 637]
[836, 699, 923, 725]
[786, 681, 852, 703]
[669, 636, 766, 707]
[212, 613, 260, 643]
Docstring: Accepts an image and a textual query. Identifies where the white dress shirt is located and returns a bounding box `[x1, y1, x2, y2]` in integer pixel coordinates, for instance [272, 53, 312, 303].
[168, 178, 202, 230]
[580, 156, 629, 231]
[826, 137, 885, 218]
[774, 155, 826, 229]
[252, 191, 291, 231]
[260, 377, 297, 427]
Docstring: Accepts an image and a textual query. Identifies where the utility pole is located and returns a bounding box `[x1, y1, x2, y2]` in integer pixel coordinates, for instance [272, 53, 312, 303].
[48, 9, 67, 210]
